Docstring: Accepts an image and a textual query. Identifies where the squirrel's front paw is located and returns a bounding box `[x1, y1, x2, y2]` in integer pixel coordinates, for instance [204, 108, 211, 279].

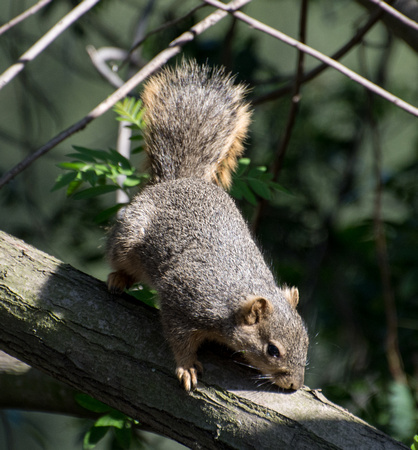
[176, 361, 203, 391]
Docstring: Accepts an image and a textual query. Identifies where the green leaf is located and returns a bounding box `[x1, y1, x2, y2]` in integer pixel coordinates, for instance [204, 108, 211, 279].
[90, 163, 112, 175]
[238, 181, 257, 205]
[268, 181, 291, 195]
[66, 152, 97, 163]
[388, 381, 416, 441]
[114, 426, 132, 449]
[57, 161, 87, 171]
[411, 434, 418, 450]
[66, 179, 83, 196]
[131, 145, 144, 154]
[75, 393, 111, 413]
[83, 426, 109, 450]
[248, 178, 271, 200]
[235, 158, 251, 177]
[258, 172, 274, 182]
[129, 135, 144, 141]
[94, 411, 127, 429]
[114, 97, 144, 129]
[72, 146, 113, 162]
[248, 166, 267, 177]
[106, 149, 132, 170]
[81, 170, 99, 187]
[128, 285, 158, 308]
[52, 171, 78, 191]
[94, 204, 127, 224]
[122, 176, 142, 187]
[229, 180, 244, 200]
[72, 185, 119, 200]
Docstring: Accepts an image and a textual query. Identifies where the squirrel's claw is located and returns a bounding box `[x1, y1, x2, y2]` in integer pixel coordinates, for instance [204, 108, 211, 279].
[176, 361, 203, 391]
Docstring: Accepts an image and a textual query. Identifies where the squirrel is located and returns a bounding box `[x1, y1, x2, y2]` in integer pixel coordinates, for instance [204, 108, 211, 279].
[106, 60, 309, 391]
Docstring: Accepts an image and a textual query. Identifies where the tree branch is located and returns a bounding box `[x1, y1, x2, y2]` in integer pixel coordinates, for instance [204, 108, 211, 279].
[366, 0, 418, 31]
[356, 0, 418, 52]
[251, 0, 308, 232]
[0, 0, 102, 90]
[121, 2, 209, 70]
[0, 351, 91, 418]
[0, 0, 53, 37]
[253, 6, 386, 105]
[0, 230, 408, 449]
[203, 0, 418, 117]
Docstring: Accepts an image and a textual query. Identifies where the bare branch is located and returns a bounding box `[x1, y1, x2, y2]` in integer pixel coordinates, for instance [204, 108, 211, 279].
[367, 0, 418, 31]
[0, 0, 53, 37]
[271, 0, 308, 182]
[86, 46, 127, 88]
[366, 89, 407, 384]
[121, 2, 208, 70]
[203, 0, 418, 117]
[252, 0, 308, 232]
[253, 7, 386, 105]
[356, 0, 418, 52]
[0, 0, 102, 91]
[0, 0, 252, 189]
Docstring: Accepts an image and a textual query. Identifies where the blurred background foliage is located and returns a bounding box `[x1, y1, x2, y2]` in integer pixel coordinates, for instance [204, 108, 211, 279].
[0, 0, 417, 448]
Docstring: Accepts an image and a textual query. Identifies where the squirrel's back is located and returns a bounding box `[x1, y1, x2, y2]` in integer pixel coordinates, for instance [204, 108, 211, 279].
[141, 60, 251, 188]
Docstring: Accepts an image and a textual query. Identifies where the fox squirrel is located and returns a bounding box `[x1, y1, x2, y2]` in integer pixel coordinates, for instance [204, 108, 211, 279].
[106, 60, 309, 391]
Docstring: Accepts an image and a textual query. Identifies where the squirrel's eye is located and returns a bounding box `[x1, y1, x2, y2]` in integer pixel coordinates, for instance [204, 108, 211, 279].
[267, 343, 280, 358]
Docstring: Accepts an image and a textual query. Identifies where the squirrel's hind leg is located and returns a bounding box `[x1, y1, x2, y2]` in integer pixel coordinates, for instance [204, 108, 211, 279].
[107, 270, 136, 294]
[106, 206, 152, 294]
[106, 256, 150, 294]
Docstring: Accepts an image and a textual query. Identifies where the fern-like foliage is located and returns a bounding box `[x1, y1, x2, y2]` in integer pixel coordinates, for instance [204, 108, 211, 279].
[230, 158, 290, 205]
[52, 145, 149, 222]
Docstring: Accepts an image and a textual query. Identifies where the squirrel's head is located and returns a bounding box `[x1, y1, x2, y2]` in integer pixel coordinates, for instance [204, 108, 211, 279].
[232, 287, 309, 390]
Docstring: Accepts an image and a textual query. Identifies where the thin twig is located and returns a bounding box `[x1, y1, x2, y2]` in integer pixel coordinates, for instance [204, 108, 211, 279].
[252, 0, 308, 232]
[86, 46, 127, 88]
[120, 2, 208, 70]
[0, 0, 252, 189]
[370, 102, 407, 384]
[0, 0, 53, 37]
[362, 37, 408, 384]
[253, 6, 386, 105]
[367, 0, 418, 31]
[116, 121, 132, 206]
[203, 0, 418, 117]
[114, 0, 155, 207]
[0, 0, 102, 91]
[271, 0, 308, 181]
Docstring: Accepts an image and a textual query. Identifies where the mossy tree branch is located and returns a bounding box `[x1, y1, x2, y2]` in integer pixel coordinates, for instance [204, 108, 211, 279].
[0, 230, 407, 449]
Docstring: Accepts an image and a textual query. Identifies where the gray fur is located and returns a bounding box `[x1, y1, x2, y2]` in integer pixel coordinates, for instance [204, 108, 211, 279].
[106, 61, 309, 391]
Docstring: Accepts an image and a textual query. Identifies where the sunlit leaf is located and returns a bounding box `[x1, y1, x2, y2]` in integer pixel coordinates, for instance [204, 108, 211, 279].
[94, 410, 127, 429]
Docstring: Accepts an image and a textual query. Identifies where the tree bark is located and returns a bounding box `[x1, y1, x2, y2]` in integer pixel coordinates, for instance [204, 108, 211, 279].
[0, 230, 407, 449]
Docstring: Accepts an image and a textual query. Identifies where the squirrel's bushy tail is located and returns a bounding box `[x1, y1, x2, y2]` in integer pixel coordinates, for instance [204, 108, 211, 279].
[141, 60, 251, 189]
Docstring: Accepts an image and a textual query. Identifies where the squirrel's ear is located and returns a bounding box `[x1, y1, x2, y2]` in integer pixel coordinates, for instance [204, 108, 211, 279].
[283, 287, 299, 309]
[240, 296, 274, 325]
